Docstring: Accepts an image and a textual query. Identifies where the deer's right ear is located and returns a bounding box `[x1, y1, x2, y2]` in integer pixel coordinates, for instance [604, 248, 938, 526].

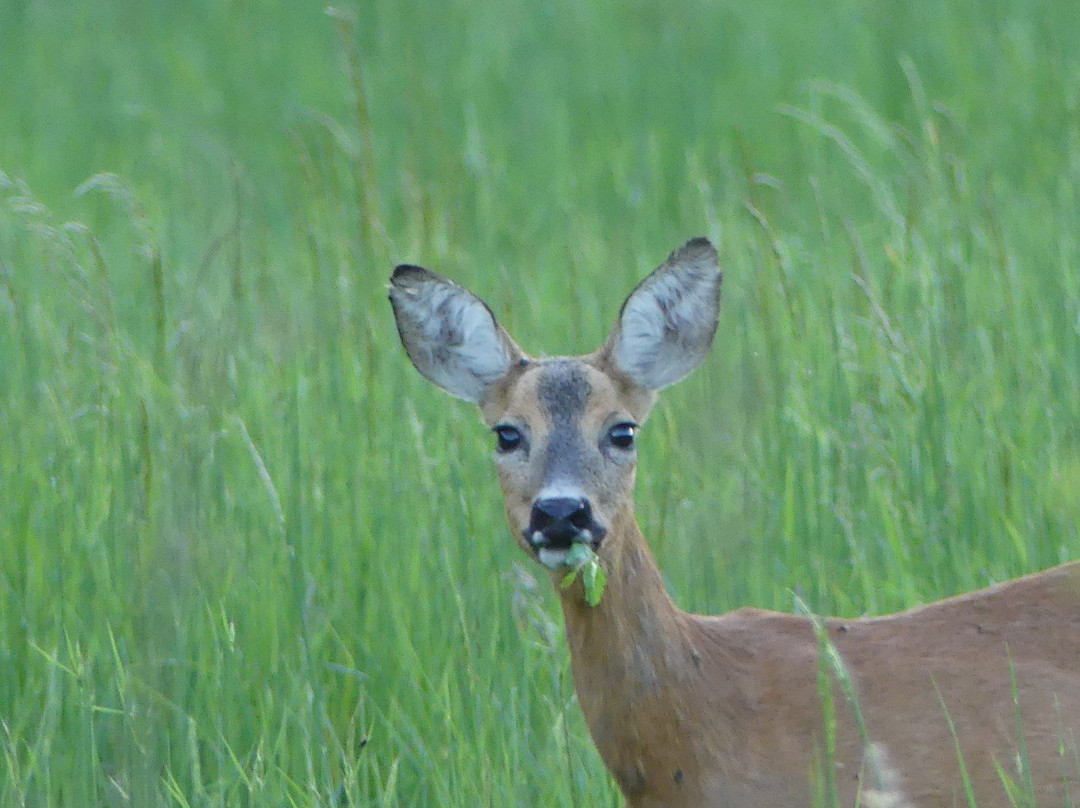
[600, 237, 722, 390]
[388, 265, 523, 403]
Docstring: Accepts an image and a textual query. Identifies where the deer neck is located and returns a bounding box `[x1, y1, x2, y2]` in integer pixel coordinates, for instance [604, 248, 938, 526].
[557, 509, 691, 677]
[555, 508, 740, 792]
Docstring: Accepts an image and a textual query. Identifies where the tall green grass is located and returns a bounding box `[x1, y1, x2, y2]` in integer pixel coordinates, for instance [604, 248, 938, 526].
[2, 1, 1079, 805]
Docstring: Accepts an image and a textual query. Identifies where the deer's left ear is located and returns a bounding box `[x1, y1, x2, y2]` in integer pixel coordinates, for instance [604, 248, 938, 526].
[389, 265, 523, 403]
[600, 237, 723, 390]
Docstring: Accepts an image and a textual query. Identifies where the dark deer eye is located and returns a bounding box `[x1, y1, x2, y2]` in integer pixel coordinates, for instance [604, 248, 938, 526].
[494, 425, 523, 453]
[608, 423, 637, 450]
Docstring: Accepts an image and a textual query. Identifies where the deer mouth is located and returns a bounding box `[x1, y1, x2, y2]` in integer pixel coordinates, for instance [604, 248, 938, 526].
[525, 528, 605, 570]
[524, 495, 606, 568]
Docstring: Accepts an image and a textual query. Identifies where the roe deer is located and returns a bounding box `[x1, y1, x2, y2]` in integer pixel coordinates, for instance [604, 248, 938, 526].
[388, 237, 1080, 808]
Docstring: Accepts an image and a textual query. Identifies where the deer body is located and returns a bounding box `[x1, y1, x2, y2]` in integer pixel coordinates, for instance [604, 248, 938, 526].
[560, 514, 1080, 808]
[389, 238, 1080, 808]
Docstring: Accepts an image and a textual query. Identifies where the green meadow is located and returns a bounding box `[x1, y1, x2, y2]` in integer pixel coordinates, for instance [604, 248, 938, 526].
[2, 0, 1079, 805]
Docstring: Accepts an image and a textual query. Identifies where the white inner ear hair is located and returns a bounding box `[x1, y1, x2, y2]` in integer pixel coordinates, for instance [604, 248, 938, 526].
[613, 266, 718, 390]
[401, 280, 510, 400]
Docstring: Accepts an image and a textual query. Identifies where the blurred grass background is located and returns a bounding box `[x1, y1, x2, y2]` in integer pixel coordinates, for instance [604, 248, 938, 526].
[1, 0, 1079, 805]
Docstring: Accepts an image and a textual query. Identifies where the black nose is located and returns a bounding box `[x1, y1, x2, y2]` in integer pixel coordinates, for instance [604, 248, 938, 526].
[528, 497, 593, 548]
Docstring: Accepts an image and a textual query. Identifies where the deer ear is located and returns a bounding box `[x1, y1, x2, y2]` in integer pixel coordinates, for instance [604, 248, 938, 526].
[389, 264, 523, 403]
[601, 237, 722, 390]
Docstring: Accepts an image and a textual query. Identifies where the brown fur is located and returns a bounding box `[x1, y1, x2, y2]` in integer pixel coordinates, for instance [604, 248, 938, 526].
[389, 243, 1080, 808]
[482, 353, 1080, 808]
[558, 509, 1080, 808]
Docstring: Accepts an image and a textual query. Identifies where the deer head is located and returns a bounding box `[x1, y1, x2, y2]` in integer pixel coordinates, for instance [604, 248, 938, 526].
[388, 238, 722, 573]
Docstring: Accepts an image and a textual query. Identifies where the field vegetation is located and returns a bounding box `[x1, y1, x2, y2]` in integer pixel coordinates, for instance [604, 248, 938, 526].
[1, 0, 1079, 805]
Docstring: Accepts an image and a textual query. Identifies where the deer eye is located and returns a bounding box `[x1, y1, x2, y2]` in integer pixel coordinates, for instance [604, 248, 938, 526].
[494, 425, 523, 453]
[608, 422, 637, 450]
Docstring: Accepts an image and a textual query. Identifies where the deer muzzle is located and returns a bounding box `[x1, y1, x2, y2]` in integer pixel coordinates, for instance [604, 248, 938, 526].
[526, 496, 605, 552]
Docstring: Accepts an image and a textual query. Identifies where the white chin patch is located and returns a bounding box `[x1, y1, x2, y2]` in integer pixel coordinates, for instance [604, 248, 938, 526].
[537, 548, 571, 569]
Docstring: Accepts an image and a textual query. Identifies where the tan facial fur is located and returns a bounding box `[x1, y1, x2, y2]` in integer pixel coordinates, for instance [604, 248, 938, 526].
[480, 357, 655, 567]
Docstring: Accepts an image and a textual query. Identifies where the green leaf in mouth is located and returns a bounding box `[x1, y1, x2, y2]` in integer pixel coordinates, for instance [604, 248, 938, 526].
[560, 544, 606, 606]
